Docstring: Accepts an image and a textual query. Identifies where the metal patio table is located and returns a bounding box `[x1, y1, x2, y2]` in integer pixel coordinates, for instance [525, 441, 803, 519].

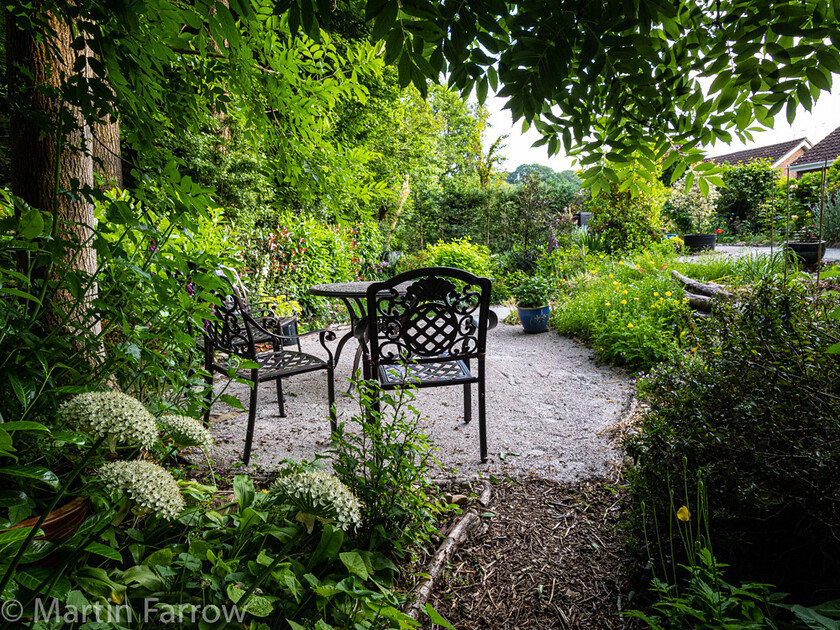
[308, 280, 412, 379]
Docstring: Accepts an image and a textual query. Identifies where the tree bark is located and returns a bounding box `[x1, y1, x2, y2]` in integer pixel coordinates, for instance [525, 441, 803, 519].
[92, 116, 123, 189]
[7, 7, 101, 344]
[671, 270, 733, 298]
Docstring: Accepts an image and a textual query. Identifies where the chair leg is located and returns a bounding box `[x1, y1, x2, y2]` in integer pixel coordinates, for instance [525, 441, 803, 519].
[463, 359, 472, 424]
[243, 373, 259, 466]
[478, 362, 487, 464]
[327, 363, 336, 433]
[276, 378, 286, 417]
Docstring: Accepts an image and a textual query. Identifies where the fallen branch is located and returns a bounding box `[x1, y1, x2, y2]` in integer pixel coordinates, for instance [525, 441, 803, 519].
[407, 485, 491, 621]
[684, 291, 714, 312]
[671, 270, 733, 298]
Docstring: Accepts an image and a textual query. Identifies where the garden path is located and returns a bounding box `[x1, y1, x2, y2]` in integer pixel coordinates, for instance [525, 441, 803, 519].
[715, 242, 840, 261]
[203, 307, 634, 482]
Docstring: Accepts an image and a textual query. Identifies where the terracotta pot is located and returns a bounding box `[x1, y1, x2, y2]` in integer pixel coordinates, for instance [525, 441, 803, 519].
[9, 496, 89, 541]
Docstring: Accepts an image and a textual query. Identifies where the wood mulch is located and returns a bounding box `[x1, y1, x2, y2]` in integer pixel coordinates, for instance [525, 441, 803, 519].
[402, 470, 646, 630]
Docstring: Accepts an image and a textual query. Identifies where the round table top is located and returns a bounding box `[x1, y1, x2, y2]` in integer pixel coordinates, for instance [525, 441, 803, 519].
[309, 281, 411, 299]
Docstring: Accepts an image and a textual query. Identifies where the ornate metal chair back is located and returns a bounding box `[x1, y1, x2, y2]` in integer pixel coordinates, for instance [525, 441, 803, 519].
[366, 267, 491, 367]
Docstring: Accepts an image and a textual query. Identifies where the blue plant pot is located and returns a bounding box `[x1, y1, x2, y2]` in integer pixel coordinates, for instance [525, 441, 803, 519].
[517, 305, 550, 334]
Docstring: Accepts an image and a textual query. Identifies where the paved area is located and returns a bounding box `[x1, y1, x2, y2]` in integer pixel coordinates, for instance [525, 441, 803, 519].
[715, 243, 840, 262]
[202, 306, 634, 482]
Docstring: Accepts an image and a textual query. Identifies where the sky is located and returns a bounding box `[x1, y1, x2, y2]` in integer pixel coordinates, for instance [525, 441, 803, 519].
[482, 83, 840, 174]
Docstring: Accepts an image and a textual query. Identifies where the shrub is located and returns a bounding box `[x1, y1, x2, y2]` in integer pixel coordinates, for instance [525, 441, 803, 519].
[330, 381, 442, 551]
[587, 182, 667, 253]
[624, 281, 840, 557]
[422, 237, 492, 277]
[665, 175, 720, 233]
[814, 191, 840, 244]
[549, 252, 690, 371]
[237, 213, 384, 315]
[716, 159, 776, 232]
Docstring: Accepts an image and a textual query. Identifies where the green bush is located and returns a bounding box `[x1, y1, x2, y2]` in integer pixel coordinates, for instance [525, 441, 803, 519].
[330, 382, 442, 552]
[815, 191, 840, 244]
[624, 281, 840, 553]
[422, 237, 492, 277]
[511, 275, 555, 307]
[665, 176, 720, 233]
[716, 160, 776, 234]
[587, 182, 667, 253]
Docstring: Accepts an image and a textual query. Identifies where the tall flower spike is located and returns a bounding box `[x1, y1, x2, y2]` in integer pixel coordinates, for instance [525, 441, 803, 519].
[158, 415, 214, 451]
[98, 460, 184, 520]
[60, 391, 157, 451]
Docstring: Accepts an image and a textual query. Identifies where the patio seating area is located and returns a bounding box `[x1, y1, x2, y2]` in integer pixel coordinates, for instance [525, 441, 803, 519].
[202, 306, 633, 481]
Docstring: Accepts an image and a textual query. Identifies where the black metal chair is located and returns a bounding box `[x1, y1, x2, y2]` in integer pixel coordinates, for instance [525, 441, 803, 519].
[201, 270, 336, 465]
[354, 267, 495, 462]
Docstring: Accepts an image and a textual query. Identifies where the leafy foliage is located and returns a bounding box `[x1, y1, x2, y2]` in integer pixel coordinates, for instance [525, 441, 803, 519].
[665, 176, 721, 234]
[715, 160, 777, 233]
[625, 281, 840, 546]
[330, 382, 442, 551]
[418, 237, 492, 277]
[587, 181, 668, 253]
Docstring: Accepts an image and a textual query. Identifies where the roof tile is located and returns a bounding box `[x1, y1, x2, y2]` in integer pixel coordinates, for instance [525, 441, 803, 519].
[711, 137, 810, 166]
[789, 125, 840, 169]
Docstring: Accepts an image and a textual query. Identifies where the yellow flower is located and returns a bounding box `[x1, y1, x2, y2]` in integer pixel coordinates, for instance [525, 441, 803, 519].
[627, 323, 633, 328]
[599, 255, 605, 259]
[677, 506, 690, 522]
[665, 291, 672, 297]
[590, 269, 598, 274]
[613, 280, 618, 285]
[621, 299, 627, 305]
[609, 274, 614, 278]
[622, 289, 628, 295]
[605, 301, 611, 306]
[653, 292, 659, 297]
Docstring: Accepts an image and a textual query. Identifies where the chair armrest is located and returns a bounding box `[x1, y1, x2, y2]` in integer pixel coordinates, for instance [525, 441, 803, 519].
[472, 310, 498, 331]
[298, 328, 337, 364]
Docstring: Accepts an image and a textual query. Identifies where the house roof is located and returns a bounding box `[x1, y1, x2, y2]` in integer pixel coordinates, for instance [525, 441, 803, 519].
[788, 125, 840, 171]
[710, 137, 812, 167]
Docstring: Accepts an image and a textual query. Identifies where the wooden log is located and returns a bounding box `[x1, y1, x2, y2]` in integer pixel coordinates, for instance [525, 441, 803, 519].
[407, 489, 489, 621]
[684, 291, 714, 312]
[671, 270, 733, 298]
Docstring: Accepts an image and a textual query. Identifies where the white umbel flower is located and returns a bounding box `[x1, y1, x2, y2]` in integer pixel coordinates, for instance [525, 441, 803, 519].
[60, 392, 157, 450]
[270, 471, 362, 533]
[98, 460, 185, 520]
[157, 415, 214, 451]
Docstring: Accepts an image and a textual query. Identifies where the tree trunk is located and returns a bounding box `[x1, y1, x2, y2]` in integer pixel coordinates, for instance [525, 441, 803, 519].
[92, 116, 123, 189]
[7, 7, 101, 345]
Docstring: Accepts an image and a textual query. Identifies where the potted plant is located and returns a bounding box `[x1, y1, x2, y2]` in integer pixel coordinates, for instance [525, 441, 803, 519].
[785, 223, 826, 265]
[668, 176, 720, 252]
[512, 276, 555, 333]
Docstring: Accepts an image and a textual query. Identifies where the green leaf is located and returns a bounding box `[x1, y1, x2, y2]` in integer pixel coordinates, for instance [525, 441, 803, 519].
[307, 524, 344, 569]
[339, 551, 370, 580]
[424, 603, 457, 630]
[142, 547, 174, 568]
[1, 421, 49, 432]
[16, 567, 70, 599]
[233, 475, 255, 510]
[0, 526, 38, 553]
[84, 542, 122, 561]
[18, 208, 44, 240]
[0, 465, 59, 488]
